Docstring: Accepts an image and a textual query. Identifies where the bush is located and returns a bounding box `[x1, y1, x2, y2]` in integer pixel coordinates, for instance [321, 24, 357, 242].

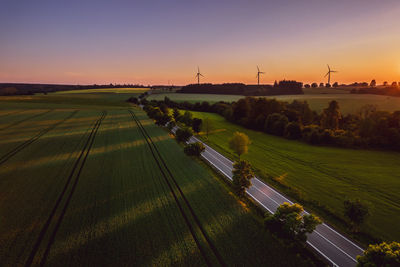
[285, 122, 302, 139]
[175, 127, 193, 143]
[192, 118, 202, 133]
[184, 142, 205, 156]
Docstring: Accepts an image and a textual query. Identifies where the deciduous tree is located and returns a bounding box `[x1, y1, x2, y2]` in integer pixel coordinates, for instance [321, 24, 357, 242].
[229, 132, 250, 158]
[357, 241, 400, 266]
[232, 160, 254, 197]
[344, 199, 369, 232]
[264, 202, 321, 242]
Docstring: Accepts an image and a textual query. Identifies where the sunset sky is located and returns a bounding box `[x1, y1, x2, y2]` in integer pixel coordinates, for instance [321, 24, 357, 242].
[1, 0, 400, 85]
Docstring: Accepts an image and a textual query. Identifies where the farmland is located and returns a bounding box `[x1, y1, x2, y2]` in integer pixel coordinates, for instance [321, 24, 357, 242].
[186, 110, 400, 242]
[147, 92, 400, 114]
[0, 92, 314, 266]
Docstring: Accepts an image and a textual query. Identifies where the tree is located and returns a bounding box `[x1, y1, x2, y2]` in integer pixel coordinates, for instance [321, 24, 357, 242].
[325, 83, 331, 88]
[357, 241, 400, 266]
[264, 113, 288, 136]
[232, 160, 254, 197]
[311, 83, 318, 88]
[333, 82, 339, 87]
[202, 117, 214, 139]
[155, 113, 172, 126]
[304, 84, 310, 88]
[319, 82, 324, 87]
[343, 199, 369, 232]
[370, 79, 376, 87]
[175, 127, 193, 143]
[264, 202, 321, 242]
[321, 100, 342, 130]
[229, 132, 250, 158]
[181, 111, 193, 126]
[159, 103, 169, 114]
[392, 81, 398, 87]
[285, 122, 302, 139]
[192, 118, 202, 133]
[173, 108, 180, 121]
[383, 81, 388, 86]
[184, 142, 205, 156]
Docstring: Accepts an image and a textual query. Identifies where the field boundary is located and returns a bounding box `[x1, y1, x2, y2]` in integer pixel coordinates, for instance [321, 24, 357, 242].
[25, 111, 106, 267]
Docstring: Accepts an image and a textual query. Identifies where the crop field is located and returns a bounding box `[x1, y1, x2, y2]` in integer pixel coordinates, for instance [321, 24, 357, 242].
[187, 110, 400, 242]
[148, 92, 400, 114]
[53, 87, 149, 94]
[0, 94, 314, 266]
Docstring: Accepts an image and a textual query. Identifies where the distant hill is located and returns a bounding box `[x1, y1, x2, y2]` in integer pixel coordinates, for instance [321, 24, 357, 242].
[178, 81, 303, 96]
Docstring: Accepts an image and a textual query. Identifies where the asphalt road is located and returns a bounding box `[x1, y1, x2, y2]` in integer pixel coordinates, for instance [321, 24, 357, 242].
[172, 127, 364, 267]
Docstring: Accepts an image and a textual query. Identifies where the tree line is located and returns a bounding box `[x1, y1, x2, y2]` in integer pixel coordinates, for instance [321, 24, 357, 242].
[133, 96, 400, 151]
[177, 80, 303, 96]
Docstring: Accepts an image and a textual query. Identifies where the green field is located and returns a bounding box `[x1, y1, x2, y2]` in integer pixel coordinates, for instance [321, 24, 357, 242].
[148, 92, 400, 114]
[187, 110, 400, 242]
[0, 93, 314, 266]
[53, 87, 149, 94]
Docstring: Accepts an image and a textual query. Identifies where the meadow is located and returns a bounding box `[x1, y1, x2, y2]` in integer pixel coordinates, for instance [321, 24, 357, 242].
[53, 87, 149, 94]
[187, 110, 400, 243]
[0, 91, 314, 266]
[148, 92, 400, 114]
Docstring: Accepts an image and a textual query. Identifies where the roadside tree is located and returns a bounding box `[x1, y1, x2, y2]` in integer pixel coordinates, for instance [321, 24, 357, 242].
[264, 202, 321, 242]
[175, 127, 193, 143]
[229, 132, 250, 159]
[232, 160, 254, 197]
[343, 199, 369, 232]
[357, 241, 400, 266]
[184, 142, 205, 156]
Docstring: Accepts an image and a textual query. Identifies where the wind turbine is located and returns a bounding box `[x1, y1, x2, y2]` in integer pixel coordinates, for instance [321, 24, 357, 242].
[324, 64, 338, 85]
[196, 67, 204, 85]
[256, 66, 265, 85]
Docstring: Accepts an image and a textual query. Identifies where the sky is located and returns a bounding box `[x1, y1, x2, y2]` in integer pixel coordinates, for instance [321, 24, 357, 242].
[1, 0, 400, 85]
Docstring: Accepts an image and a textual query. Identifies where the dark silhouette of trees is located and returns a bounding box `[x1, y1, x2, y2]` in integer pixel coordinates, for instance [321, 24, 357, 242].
[311, 83, 318, 88]
[383, 81, 388, 86]
[325, 83, 331, 88]
[321, 100, 342, 130]
[177, 81, 303, 96]
[343, 199, 369, 232]
[392, 81, 398, 87]
[319, 83, 324, 87]
[333, 82, 339, 87]
[285, 122, 302, 139]
[370, 79, 376, 87]
[232, 160, 254, 197]
[304, 84, 310, 88]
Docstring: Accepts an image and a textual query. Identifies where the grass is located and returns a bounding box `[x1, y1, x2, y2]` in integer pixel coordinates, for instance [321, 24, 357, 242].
[0, 94, 317, 266]
[186, 110, 400, 243]
[148, 92, 400, 114]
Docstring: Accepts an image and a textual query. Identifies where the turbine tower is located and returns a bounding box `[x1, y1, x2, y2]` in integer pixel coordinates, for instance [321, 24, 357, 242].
[196, 67, 204, 85]
[324, 64, 338, 85]
[256, 66, 265, 85]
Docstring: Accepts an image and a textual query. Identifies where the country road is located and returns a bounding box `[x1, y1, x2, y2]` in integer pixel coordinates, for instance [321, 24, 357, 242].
[172, 126, 364, 267]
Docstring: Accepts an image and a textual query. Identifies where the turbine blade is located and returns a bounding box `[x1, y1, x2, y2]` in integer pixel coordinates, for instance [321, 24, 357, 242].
[324, 72, 329, 77]
[257, 66, 260, 72]
[327, 64, 330, 71]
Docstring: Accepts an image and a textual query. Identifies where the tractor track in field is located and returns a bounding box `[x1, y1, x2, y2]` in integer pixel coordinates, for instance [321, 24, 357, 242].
[0, 109, 53, 131]
[25, 111, 107, 267]
[128, 109, 226, 267]
[0, 110, 78, 166]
